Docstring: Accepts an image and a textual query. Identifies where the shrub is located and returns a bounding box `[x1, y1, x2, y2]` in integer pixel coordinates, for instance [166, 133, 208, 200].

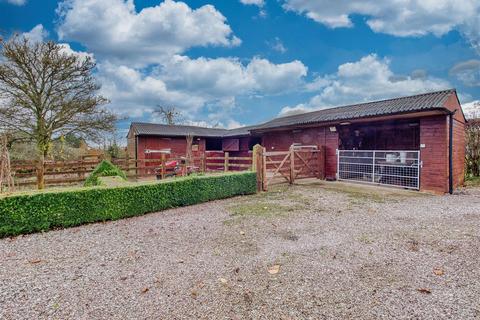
[84, 160, 127, 186]
[466, 118, 480, 178]
[0, 172, 257, 237]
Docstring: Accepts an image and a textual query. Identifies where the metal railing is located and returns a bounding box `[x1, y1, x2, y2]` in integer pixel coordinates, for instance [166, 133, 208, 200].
[337, 150, 420, 190]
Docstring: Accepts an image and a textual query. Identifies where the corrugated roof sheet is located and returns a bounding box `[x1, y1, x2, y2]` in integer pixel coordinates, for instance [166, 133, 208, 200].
[253, 89, 456, 130]
[131, 123, 229, 137]
[130, 89, 457, 137]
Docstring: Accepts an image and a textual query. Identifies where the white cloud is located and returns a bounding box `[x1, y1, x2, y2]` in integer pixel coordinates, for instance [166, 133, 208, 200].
[246, 57, 307, 93]
[282, 0, 480, 52]
[59, 43, 95, 62]
[450, 59, 480, 87]
[6, 0, 26, 5]
[239, 0, 264, 6]
[22, 24, 49, 42]
[56, 0, 240, 66]
[278, 104, 311, 117]
[462, 100, 480, 118]
[225, 119, 243, 129]
[98, 56, 307, 121]
[161, 55, 307, 97]
[160, 56, 255, 98]
[460, 14, 480, 54]
[96, 62, 206, 118]
[279, 54, 450, 116]
[268, 37, 287, 53]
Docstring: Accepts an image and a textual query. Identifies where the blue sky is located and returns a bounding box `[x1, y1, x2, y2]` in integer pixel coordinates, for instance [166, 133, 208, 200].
[1, 0, 480, 137]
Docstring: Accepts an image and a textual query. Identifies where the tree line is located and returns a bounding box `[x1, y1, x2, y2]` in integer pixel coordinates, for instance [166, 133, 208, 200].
[466, 108, 480, 178]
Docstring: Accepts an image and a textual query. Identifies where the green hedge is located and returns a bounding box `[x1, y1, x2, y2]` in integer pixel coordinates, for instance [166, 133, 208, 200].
[0, 172, 257, 237]
[84, 160, 127, 186]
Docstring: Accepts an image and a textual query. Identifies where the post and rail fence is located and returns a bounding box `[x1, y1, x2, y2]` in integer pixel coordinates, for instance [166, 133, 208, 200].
[9, 152, 255, 187]
[8, 144, 326, 190]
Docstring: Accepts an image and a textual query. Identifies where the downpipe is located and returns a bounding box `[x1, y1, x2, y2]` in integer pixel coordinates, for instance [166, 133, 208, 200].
[448, 111, 456, 195]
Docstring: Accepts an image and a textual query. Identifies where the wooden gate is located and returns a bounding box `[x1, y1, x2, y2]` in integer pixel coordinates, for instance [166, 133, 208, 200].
[254, 145, 325, 191]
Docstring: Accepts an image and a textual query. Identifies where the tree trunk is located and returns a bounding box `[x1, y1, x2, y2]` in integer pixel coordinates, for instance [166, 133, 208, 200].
[36, 149, 46, 190]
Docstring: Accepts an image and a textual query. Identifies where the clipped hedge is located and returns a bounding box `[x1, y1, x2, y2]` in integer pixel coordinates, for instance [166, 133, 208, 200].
[84, 160, 127, 186]
[0, 172, 257, 237]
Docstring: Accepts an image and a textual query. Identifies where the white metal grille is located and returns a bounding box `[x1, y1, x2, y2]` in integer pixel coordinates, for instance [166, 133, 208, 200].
[337, 150, 420, 190]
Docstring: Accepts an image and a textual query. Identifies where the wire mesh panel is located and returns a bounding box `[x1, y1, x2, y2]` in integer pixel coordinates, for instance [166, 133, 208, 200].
[337, 150, 420, 190]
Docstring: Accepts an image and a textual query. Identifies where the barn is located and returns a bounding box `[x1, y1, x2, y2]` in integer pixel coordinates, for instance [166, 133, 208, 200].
[127, 89, 466, 194]
[127, 123, 261, 167]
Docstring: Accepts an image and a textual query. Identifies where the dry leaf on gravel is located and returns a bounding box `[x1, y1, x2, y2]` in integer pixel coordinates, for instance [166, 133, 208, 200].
[417, 288, 431, 294]
[268, 265, 280, 274]
[28, 259, 43, 264]
[433, 268, 444, 276]
[191, 290, 198, 299]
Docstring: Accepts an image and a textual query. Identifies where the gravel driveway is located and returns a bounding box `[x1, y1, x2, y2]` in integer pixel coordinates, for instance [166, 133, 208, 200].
[1, 180, 479, 319]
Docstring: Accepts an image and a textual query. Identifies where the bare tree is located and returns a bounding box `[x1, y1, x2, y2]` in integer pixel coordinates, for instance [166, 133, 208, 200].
[154, 105, 183, 125]
[466, 118, 480, 177]
[0, 134, 14, 192]
[0, 36, 117, 189]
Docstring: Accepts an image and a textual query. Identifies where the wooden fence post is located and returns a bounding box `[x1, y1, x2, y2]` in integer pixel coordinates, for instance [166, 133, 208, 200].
[289, 145, 295, 184]
[78, 159, 85, 180]
[201, 152, 206, 173]
[251, 148, 257, 172]
[252, 144, 263, 192]
[224, 152, 229, 172]
[161, 153, 166, 179]
[262, 147, 267, 191]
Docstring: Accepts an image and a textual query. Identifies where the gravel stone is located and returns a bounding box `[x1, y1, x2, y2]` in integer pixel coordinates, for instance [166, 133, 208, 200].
[1, 181, 479, 319]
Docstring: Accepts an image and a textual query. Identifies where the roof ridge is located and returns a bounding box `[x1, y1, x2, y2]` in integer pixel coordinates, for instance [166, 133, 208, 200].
[132, 122, 229, 130]
[270, 88, 455, 122]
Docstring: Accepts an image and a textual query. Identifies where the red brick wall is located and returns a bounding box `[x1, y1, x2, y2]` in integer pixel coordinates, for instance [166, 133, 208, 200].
[420, 116, 448, 193]
[261, 126, 338, 179]
[443, 92, 466, 189]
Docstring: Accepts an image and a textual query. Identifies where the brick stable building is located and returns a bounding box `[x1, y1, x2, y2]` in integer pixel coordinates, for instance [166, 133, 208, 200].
[128, 89, 466, 194]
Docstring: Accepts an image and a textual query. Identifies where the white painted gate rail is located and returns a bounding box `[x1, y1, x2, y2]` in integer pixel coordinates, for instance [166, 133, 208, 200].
[337, 150, 420, 190]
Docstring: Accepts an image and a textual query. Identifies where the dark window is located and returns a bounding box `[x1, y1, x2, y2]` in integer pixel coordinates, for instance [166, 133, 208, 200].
[248, 137, 262, 150]
[205, 138, 222, 150]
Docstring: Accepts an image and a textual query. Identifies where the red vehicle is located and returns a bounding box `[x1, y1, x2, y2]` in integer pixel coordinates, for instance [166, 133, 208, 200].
[155, 158, 199, 180]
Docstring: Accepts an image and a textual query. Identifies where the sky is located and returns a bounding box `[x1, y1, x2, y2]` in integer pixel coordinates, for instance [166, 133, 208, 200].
[1, 0, 480, 138]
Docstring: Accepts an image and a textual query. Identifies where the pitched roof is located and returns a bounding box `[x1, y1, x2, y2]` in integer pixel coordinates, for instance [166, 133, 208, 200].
[130, 123, 229, 137]
[130, 122, 259, 138]
[253, 89, 456, 131]
[130, 89, 459, 137]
